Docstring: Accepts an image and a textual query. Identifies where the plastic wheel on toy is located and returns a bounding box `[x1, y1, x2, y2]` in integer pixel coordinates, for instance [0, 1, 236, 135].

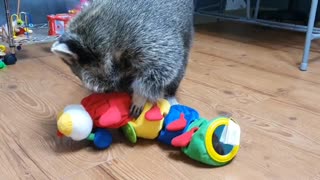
[17, 45, 22, 51]
[4, 54, 17, 65]
[122, 123, 137, 143]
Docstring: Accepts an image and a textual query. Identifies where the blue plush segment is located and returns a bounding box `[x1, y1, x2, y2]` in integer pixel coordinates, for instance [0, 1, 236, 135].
[94, 128, 113, 149]
[158, 105, 200, 145]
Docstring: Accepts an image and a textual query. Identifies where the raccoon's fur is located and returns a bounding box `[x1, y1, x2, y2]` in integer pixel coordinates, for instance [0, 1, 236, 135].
[51, 0, 194, 117]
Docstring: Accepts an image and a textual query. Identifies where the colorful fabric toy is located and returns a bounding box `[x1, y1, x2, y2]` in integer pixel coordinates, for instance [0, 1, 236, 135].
[56, 93, 241, 166]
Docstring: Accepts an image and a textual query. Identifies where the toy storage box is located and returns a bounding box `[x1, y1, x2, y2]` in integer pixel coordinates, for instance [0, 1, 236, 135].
[47, 14, 75, 36]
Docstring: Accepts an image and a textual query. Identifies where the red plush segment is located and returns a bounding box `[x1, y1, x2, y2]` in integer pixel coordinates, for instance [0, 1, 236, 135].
[171, 127, 199, 147]
[166, 113, 187, 131]
[81, 93, 132, 128]
[145, 104, 163, 121]
[98, 105, 122, 127]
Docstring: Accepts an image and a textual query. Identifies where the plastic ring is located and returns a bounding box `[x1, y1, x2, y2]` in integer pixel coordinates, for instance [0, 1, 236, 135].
[205, 117, 240, 163]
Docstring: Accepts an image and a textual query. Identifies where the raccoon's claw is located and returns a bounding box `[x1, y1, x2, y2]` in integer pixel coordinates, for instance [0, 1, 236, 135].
[130, 104, 143, 118]
[130, 93, 147, 118]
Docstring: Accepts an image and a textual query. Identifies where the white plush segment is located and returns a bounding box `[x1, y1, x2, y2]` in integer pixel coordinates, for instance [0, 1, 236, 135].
[64, 105, 93, 141]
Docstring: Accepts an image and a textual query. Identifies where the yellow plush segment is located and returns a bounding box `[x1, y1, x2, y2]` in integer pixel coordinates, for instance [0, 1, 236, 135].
[129, 99, 170, 139]
[57, 113, 73, 136]
[57, 111, 64, 120]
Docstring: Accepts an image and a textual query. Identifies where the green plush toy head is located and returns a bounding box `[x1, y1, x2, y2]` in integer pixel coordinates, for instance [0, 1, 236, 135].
[172, 117, 240, 166]
[16, 19, 24, 27]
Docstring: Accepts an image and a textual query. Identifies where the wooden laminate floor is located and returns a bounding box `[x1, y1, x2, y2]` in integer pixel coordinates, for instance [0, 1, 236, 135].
[1, 22, 320, 180]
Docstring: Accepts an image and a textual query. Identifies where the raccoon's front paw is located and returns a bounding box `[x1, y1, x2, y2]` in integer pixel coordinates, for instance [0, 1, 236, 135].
[130, 94, 147, 118]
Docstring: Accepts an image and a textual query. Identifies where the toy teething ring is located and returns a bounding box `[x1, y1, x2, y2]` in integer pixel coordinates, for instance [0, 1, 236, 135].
[205, 117, 240, 163]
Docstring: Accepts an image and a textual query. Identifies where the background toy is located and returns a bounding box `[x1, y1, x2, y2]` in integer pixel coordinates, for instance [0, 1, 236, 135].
[122, 99, 170, 143]
[3, 54, 17, 65]
[0, 45, 6, 53]
[11, 12, 33, 38]
[48, 0, 90, 36]
[47, 14, 75, 36]
[10, 0, 33, 39]
[3, 0, 18, 65]
[0, 45, 7, 69]
[0, 58, 7, 69]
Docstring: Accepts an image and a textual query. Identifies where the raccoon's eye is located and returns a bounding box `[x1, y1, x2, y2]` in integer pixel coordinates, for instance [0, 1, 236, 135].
[61, 57, 75, 66]
[59, 51, 75, 59]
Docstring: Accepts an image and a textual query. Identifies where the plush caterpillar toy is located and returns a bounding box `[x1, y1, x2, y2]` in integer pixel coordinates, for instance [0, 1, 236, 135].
[57, 92, 241, 166]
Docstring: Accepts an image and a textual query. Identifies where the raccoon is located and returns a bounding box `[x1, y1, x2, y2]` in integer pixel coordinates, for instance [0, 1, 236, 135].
[51, 0, 194, 117]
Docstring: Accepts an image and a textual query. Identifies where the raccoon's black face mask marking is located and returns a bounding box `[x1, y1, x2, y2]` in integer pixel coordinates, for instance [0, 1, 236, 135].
[51, 33, 101, 76]
[51, 34, 113, 93]
[52, 34, 99, 64]
[51, 40, 83, 78]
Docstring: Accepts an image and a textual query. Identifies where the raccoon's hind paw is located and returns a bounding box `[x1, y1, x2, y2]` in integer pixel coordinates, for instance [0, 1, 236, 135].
[130, 94, 147, 118]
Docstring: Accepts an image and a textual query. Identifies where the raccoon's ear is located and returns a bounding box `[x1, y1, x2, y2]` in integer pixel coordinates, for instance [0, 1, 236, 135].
[51, 41, 78, 60]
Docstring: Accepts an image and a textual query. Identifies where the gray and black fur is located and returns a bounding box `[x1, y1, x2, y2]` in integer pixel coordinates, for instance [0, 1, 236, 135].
[51, 0, 194, 117]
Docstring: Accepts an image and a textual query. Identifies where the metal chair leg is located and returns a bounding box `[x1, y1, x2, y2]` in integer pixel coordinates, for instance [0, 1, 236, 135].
[3, 0, 18, 65]
[300, 0, 319, 71]
[246, 0, 251, 19]
[254, 0, 261, 19]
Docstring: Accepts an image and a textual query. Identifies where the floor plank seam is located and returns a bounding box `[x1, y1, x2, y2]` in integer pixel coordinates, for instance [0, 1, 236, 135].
[195, 50, 320, 86]
[185, 76, 272, 98]
[97, 165, 118, 180]
[271, 97, 320, 116]
[196, 29, 320, 54]
[60, 158, 118, 179]
[10, 131, 52, 179]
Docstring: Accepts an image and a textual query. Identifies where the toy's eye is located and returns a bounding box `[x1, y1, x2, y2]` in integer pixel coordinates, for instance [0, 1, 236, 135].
[212, 133, 225, 155]
[212, 125, 234, 156]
